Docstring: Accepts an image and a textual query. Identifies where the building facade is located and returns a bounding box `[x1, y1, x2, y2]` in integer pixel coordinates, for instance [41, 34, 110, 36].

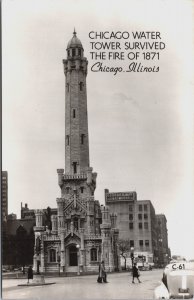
[2, 171, 8, 221]
[105, 189, 159, 265]
[156, 214, 169, 266]
[33, 31, 119, 275]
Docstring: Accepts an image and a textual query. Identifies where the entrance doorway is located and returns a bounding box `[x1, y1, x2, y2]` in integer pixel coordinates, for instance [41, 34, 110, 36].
[69, 245, 78, 266]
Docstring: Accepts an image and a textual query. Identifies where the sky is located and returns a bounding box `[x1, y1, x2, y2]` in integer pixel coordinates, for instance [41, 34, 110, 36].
[2, 0, 194, 260]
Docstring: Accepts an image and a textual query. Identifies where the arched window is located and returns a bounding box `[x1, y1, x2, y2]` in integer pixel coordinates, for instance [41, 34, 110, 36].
[90, 248, 97, 262]
[50, 249, 56, 262]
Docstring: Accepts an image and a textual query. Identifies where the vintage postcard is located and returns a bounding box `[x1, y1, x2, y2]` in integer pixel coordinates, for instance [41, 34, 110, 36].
[2, 0, 194, 299]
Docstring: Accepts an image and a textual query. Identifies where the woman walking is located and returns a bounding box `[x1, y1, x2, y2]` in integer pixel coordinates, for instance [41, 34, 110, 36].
[132, 263, 141, 283]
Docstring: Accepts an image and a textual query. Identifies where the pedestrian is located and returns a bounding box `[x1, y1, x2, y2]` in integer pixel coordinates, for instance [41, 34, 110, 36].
[97, 260, 108, 283]
[27, 266, 33, 284]
[132, 263, 141, 283]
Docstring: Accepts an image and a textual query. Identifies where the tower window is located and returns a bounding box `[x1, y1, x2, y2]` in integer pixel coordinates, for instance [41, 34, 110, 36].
[79, 82, 83, 91]
[91, 248, 97, 261]
[73, 109, 76, 118]
[73, 162, 77, 174]
[80, 187, 84, 193]
[68, 50, 70, 57]
[73, 217, 78, 230]
[78, 49, 81, 56]
[67, 83, 69, 92]
[72, 49, 76, 57]
[50, 249, 56, 262]
[81, 134, 85, 144]
[66, 135, 70, 145]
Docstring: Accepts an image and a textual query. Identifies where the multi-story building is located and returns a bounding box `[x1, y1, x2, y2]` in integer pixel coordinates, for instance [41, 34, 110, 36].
[21, 203, 57, 220]
[33, 31, 119, 275]
[2, 171, 8, 221]
[105, 189, 159, 266]
[156, 214, 169, 266]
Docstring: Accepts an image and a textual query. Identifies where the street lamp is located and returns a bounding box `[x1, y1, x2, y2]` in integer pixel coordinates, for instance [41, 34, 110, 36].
[130, 247, 134, 268]
[158, 238, 163, 267]
[76, 244, 80, 275]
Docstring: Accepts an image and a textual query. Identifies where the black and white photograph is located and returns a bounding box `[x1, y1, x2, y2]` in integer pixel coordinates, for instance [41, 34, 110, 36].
[2, 0, 194, 299]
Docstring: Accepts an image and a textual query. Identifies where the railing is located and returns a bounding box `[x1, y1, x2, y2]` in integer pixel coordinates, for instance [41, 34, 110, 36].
[85, 234, 101, 240]
[43, 235, 60, 241]
[63, 173, 87, 180]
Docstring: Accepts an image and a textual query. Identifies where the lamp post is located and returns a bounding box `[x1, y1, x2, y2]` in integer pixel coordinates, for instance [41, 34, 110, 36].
[158, 238, 163, 267]
[76, 244, 80, 275]
[130, 247, 134, 268]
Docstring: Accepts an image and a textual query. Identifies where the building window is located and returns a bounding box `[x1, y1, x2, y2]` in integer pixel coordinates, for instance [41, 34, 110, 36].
[145, 240, 149, 247]
[66, 135, 70, 145]
[50, 249, 56, 262]
[129, 222, 133, 230]
[91, 248, 97, 261]
[139, 205, 142, 211]
[129, 205, 133, 211]
[73, 218, 78, 230]
[78, 49, 81, 56]
[80, 187, 84, 193]
[144, 214, 148, 219]
[72, 49, 76, 57]
[144, 222, 148, 230]
[68, 50, 70, 57]
[129, 214, 133, 220]
[139, 240, 143, 247]
[79, 82, 83, 91]
[73, 109, 76, 118]
[73, 162, 77, 174]
[81, 134, 85, 145]
[66, 187, 70, 194]
[67, 83, 69, 92]
[130, 240, 134, 247]
[139, 223, 142, 229]
[138, 214, 142, 220]
[144, 204, 148, 211]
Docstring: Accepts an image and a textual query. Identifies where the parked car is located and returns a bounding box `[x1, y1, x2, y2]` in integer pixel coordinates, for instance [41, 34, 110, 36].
[154, 261, 194, 299]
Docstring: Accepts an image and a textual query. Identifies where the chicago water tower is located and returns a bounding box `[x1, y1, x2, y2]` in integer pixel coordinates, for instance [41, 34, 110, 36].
[33, 31, 120, 275]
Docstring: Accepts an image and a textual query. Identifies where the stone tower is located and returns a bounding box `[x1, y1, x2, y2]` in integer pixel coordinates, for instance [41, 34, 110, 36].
[33, 31, 119, 275]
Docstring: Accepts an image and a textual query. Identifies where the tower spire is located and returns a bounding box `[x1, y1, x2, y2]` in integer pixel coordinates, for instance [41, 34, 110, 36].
[63, 32, 89, 175]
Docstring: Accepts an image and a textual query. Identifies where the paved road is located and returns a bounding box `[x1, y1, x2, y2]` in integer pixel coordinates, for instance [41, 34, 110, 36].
[2, 269, 163, 300]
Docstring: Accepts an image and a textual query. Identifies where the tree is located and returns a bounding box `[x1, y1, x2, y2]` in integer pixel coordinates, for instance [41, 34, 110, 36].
[118, 239, 131, 270]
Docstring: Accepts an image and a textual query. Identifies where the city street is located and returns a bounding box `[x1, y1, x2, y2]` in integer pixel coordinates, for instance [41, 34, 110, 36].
[2, 269, 163, 299]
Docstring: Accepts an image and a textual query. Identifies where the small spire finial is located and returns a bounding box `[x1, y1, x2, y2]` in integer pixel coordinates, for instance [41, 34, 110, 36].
[73, 28, 77, 36]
